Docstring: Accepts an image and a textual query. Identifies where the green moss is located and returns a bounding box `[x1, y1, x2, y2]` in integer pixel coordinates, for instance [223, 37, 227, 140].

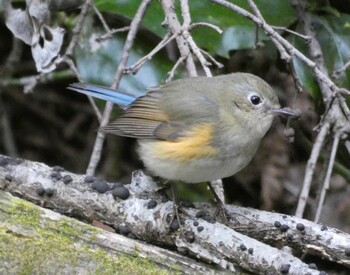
[5, 199, 42, 228]
[91, 247, 176, 275]
[0, 224, 177, 274]
[0, 193, 179, 274]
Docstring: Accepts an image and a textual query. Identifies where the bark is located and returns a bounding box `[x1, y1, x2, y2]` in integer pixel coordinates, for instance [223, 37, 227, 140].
[1, 154, 349, 274]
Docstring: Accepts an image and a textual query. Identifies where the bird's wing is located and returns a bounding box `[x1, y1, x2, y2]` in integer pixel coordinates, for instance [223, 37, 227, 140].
[101, 90, 188, 140]
[101, 77, 220, 140]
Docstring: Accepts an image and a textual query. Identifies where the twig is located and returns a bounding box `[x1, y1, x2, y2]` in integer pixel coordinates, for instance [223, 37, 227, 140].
[91, 0, 131, 43]
[166, 55, 186, 83]
[339, 88, 350, 97]
[295, 123, 330, 218]
[62, 0, 103, 122]
[180, 0, 191, 28]
[64, 59, 103, 122]
[292, 0, 350, 219]
[83, 1, 130, 42]
[128, 0, 218, 78]
[160, 0, 197, 77]
[338, 95, 350, 119]
[189, 22, 222, 33]
[64, 0, 93, 57]
[248, 0, 291, 62]
[0, 70, 74, 87]
[96, 26, 131, 42]
[86, 0, 152, 176]
[247, 0, 262, 18]
[186, 36, 212, 76]
[272, 26, 311, 41]
[200, 49, 224, 68]
[333, 59, 350, 79]
[288, 62, 303, 93]
[91, 3, 111, 33]
[314, 133, 340, 223]
[253, 24, 260, 47]
[179, 0, 212, 76]
[125, 8, 223, 76]
[124, 32, 177, 74]
[211, 0, 350, 220]
[210, 0, 347, 99]
[0, 97, 18, 157]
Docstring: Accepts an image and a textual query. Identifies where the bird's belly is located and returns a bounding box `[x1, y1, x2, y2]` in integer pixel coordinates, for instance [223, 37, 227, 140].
[138, 140, 253, 183]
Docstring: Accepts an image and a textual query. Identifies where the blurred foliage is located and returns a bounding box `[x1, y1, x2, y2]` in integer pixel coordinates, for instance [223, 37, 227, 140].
[314, 14, 350, 87]
[290, 13, 350, 98]
[91, 0, 350, 97]
[75, 28, 174, 96]
[94, 0, 295, 56]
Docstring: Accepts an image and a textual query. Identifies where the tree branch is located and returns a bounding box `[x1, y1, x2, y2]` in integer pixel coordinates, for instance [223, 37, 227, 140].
[2, 154, 348, 273]
[85, 0, 152, 176]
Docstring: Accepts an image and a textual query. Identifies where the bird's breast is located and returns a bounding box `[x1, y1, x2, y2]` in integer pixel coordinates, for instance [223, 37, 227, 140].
[150, 123, 218, 162]
[137, 122, 257, 183]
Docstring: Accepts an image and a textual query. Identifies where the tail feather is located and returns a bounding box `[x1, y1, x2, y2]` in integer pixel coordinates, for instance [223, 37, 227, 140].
[68, 83, 136, 108]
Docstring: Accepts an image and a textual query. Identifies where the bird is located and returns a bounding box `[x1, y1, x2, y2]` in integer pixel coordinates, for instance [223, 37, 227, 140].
[68, 73, 297, 185]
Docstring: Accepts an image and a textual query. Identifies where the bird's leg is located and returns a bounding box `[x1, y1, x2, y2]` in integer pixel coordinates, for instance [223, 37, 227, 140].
[169, 182, 193, 234]
[207, 181, 228, 223]
[170, 182, 182, 228]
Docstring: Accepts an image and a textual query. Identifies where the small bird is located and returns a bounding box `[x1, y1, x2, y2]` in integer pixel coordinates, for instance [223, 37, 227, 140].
[69, 73, 296, 184]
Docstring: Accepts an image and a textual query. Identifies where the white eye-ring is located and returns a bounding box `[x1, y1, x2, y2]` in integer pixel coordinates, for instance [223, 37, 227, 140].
[249, 94, 262, 105]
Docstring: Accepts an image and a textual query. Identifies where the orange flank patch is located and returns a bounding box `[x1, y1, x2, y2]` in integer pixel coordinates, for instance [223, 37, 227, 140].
[153, 123, 218, 162]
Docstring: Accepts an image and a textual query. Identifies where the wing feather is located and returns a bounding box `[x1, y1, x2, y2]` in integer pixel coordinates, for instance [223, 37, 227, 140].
[101, 90, 182, 139]
[101, 80, 219, 141]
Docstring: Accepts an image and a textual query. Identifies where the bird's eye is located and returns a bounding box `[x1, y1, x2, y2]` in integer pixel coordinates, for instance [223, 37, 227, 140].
[249, 95, 261, 105]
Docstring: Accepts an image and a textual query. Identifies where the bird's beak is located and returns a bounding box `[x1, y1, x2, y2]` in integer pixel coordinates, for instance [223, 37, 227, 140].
[272, 107, 300, 119]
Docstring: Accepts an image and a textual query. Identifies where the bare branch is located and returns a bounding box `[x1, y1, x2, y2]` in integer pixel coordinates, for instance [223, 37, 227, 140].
[211, 0, 350, 221]
[272, 26, 311, 41]
[333, 59, 350, 79]
[125, 32, 177, 74]
[179, 0, 212, 76]
[65, 0, 93, 57]
[86, 0, 152, 176]
[295, 123, 330, 218]
[189, 22, 222, 33]
[180, 0, 191, 28]
[210, 0, 348, 99]
[314, 133, 340, 223]
[166, 55, 187, 83]
[3, 155, 344, 273]
[160, 0, 197, 76]
[91, 3, 111, 33]
[95, 26, 131, 42]
[84, 0, 131, 42]
[124, 0, 221, 78]
[200, 49, 224, 69]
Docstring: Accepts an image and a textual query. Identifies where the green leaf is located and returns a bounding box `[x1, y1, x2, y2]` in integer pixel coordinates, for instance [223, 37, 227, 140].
[94, 0, 166, 38]
[215, 25, 268, 58]
[312, 13, 350, 89]
[292, 56, 320, 97]
[74, 28, 174, 96]
[290, 12, 350, 99]
[289, 25, 320, 97]
[94, 0, 296, 55]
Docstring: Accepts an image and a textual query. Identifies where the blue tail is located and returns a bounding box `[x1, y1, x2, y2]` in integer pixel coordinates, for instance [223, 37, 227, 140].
[68, 83, 137, 109]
